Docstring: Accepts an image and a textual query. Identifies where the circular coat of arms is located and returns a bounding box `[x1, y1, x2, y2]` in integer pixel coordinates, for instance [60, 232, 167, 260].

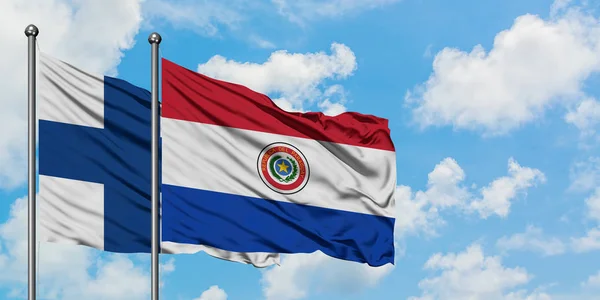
[257, 142, 310, 194]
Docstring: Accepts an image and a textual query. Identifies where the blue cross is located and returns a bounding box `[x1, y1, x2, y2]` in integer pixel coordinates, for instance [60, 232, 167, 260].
[39, 76, 160, 253]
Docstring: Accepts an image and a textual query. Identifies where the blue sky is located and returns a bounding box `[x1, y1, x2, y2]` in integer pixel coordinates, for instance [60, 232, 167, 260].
[1, 0, 600, 299]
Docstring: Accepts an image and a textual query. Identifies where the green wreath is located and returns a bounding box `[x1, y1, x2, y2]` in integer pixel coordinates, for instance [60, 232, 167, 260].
[269, 155, 298, 183]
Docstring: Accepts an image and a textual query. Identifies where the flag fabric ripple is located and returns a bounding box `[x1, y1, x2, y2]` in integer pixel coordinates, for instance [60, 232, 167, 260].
[160, 58, 397, 267]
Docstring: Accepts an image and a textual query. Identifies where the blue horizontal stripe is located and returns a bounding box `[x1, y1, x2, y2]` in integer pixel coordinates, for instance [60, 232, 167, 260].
[162, 185, 395, 266]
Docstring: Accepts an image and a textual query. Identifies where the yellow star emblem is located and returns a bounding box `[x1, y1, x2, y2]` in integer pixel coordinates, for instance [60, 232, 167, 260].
[277, 161, 290, 173]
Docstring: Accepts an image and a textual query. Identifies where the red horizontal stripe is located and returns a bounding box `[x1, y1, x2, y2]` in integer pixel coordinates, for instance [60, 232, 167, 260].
[161, 58, 395, 151]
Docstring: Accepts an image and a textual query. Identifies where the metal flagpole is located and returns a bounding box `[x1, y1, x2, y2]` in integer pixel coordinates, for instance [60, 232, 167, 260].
[148, 32, 162, 300]
[25, 24, 39, 300]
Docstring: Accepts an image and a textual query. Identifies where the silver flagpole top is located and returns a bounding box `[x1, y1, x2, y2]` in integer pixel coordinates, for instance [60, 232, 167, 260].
[24, 24, 39, 37]
[148, 32, 162, 44]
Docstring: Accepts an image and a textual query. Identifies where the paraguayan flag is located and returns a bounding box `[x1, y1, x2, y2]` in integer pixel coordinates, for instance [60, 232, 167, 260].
[160, 58, 396, 267]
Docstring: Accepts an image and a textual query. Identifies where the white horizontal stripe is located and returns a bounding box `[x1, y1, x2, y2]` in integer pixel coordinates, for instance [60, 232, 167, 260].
[39, 175, 104, 250]
[162, 118, 396, 218]
[160, 242, 279, 268]
[39, 53, 104, 128]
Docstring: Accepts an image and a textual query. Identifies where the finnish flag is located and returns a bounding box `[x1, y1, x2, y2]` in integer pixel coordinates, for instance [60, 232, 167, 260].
[38, 53, 278, 267]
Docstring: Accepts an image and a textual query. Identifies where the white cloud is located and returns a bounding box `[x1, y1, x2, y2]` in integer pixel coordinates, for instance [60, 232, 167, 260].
[317, 85, 348, 116]
[272, 98, 305, 113]
[569, 157, 600, 192]
[585, 188, 600, 222]
[565, 97, 600, 139]
[571, 228, 600, 253]
[80, 256, 149, 299]
[194, 285, 228, 300]
[394, 158, 469, 237]
[582, 270, 600, 288]
[423, 44, 434, 58]
[159, 257, 176, 288]
[570, 187, 600, 253]
[396, 157, 545, 237]
[504, 290, 553, 300]
[469, 158, 546, 218]
[318, 99, 347, 116]
[160, 257, 176, 273]
[272, 0, 401, 25]
[0, 0, 144, 189]
[143, 0, 244, 36]
[143, 0, 402, 44]
[197, 42, 356, 113]
[419, 157, 471, 208]
[406, 4, 600, 135]
[0, 196, 167, 299]
[570, 184, 600, 253]
[249, 35, 277, 49]
[550, 0, 574, 17]
[410, 244, 544, 300]
[260, 252, 393, 300]
[394, 185, 443, 238]
[496, 225, 566, 256]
